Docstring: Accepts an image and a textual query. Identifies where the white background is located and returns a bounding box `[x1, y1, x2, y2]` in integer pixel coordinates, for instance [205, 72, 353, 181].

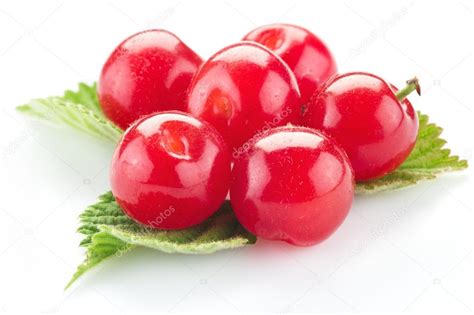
[0, 0, 473, 313]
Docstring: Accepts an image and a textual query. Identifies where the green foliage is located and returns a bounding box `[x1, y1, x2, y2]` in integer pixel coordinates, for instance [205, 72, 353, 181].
[66, 192, 256, 288]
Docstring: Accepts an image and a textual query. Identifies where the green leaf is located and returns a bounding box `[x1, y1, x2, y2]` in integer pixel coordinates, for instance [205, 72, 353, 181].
[65, 231, 133, 289]
[66, 192, 256, 289]
[63, 82, 103, 116]
[356, 112, 468, 194]
[16, 83, 122, 143]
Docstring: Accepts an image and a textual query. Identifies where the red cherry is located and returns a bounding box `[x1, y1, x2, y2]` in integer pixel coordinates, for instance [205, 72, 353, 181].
[98, 30, 202, 130]
[243, 23, 337, 104]
[301, 72, 419, 181]
[110, 111, 231, 229]
[230, 126, 354, 246]
[186, 42, 301, 155]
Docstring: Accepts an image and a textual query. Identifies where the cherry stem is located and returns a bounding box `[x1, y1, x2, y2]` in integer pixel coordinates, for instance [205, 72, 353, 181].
[396, 77, 421, 101]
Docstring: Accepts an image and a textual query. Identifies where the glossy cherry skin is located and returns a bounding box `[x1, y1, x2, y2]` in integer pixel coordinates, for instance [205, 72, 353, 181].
[301, 72, 419, 181]
[110, 111, 231, 229]
[243, 23, 337, 105]
[230, 126, 354, 246]
[186, 42, 301, 154]
[98, 30, 202, 130]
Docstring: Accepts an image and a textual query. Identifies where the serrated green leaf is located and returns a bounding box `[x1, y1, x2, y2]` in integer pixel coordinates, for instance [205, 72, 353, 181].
[67, 192, 256, 288]
[63, 82, 103, 116]
[356, 112, 468, 194]
[16, 83, 122, 143]
[65, 231, 133, 289]
[102, 201, 256, 254]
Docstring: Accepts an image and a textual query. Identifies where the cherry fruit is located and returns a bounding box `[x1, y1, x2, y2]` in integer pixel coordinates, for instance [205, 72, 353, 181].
[110, 111, 231, 229]
[243, 23, 337, 104]
[230, 126, 354, 246]
[186, 42, 301, 154]
[99, 30, 202, 130]
[301, 72, 419, 181]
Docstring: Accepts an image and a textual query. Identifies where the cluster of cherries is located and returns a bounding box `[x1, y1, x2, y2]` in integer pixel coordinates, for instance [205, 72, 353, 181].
[102, 24, 419, 246]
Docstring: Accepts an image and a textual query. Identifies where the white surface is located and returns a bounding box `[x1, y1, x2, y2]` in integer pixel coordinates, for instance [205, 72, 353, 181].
[0, 0, 473, 313]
